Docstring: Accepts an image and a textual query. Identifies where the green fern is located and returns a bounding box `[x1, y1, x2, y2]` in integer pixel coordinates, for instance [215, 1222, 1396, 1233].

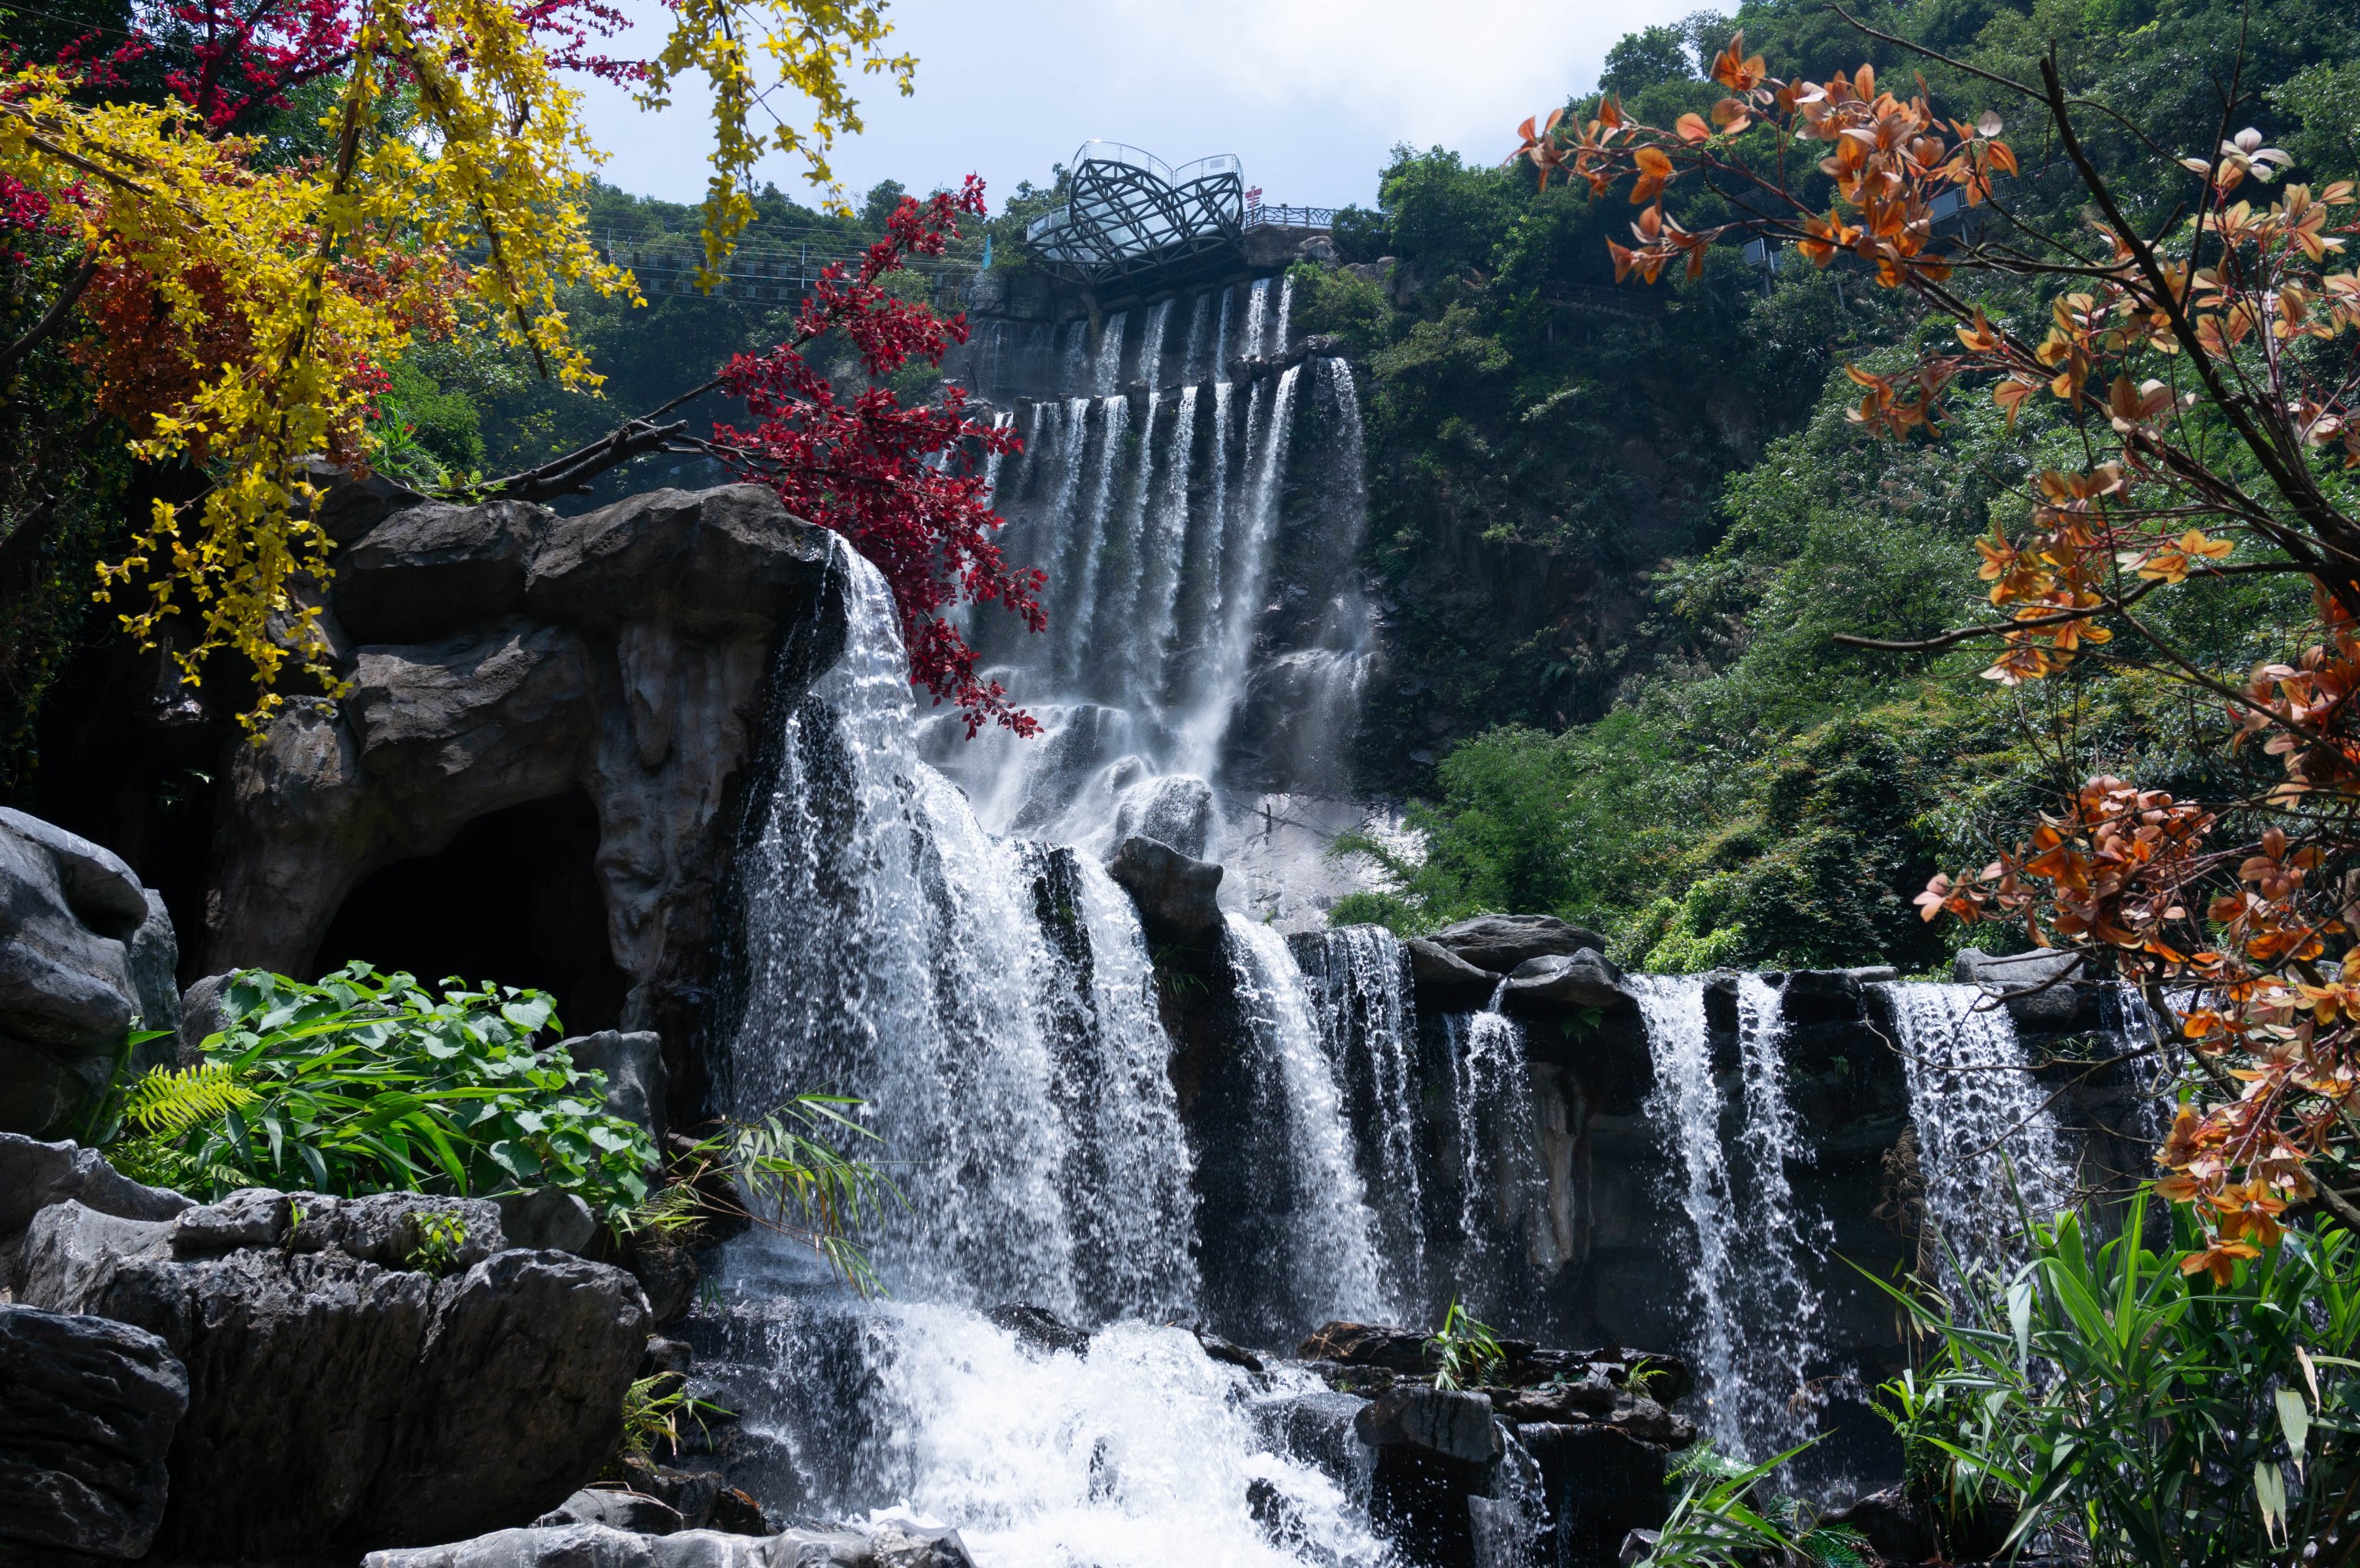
[123, 1062, 254, 1138]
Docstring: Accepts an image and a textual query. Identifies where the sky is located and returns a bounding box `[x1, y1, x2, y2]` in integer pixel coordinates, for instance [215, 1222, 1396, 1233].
[574, 0, 1711, 217]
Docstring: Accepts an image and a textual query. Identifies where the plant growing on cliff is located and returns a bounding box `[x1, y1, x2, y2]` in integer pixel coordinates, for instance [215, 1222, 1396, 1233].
[108, 961, 655, 1222]
[654, 1098, 899, 1295]
[1427, 1298, 1505, 1390]
[1525, 12, 2360, 1255]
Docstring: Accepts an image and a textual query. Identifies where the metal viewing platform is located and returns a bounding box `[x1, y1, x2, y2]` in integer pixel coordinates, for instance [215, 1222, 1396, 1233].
[1022, 142, 1252, 290]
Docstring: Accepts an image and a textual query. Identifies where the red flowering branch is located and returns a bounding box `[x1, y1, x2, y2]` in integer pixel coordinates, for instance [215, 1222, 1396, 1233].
[479, 177, 1042, 737]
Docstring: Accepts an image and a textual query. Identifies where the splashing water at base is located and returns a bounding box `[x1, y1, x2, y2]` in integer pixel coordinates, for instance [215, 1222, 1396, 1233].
[700, 1299, 1393, 1568]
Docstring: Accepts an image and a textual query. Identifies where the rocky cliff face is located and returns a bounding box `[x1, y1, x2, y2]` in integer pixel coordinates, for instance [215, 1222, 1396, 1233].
[201, 479, 847, 1112]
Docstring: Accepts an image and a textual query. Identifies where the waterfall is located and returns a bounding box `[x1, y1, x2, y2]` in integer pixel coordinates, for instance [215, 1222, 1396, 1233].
[1138, 298, 1173, 393]
[1271, 274, 1295, 358]
[927, 305, 1351, 886]
[1295, 925, 1428, 1308]
[1128, 384, 1197, 703]
[1181, 292, 1213, 385]
[1631, 975, 1822, 1460]
[1440, 984, 1549, 1321]
[1886, 983, 2074, 1284]
[1215, 287, 1236, 381]
[1056, 396, 1129, 686]
[1222, 914, 1394, 1339]
[1092, 311, 1128, 395]
[725, 541, 1194, 1317]
[1242, 278, 1270, 363]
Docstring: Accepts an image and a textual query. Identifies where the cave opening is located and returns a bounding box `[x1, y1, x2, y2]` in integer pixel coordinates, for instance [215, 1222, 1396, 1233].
[313, 789, 628, 1032]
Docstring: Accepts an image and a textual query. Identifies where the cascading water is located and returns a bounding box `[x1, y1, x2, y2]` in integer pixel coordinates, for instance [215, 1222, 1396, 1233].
[705, 543, 1395, 1566]
[1218, 914, 1394, 1342]
[1884, 983, 2074, 1283]
[937, 279, 1381, 927]
[1630, 975, 1823, 1459]
[1294, 925, 1428, 1308]
[1446, 985, 1548, 1318]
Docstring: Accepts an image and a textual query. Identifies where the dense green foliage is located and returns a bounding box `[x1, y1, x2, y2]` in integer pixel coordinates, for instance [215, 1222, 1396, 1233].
[1326, 0, 2356, 971]
[1871, 1201, 2360, 1565]
[108, 963, 658, 1223]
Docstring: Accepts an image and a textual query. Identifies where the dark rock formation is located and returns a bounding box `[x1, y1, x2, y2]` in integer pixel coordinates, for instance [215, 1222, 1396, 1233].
[1354, 1385, 1503, 1465]
[0, 809, 180, 1136]
[535, 1488, 686, 1536]
[1404, 937, 1496, 1007]
[1103, 835, 1224, 942]
[1821, 1485, 1940, 1565]
[989, 1301, 1092, 1358]
[203, 482, 847, 1114]
[0, 1303, 189, 1557]
[20, 1189, 648, 1556]
[1425, 915, 1605, 974]
[363, 1519, 979, 1568]
[1501, 949, 1624, 1013]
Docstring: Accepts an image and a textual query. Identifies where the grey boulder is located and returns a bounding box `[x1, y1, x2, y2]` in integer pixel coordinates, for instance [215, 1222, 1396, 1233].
[0, 1303, 189, 1558]
[1427, 914, 1605, 975]
[1955, 946, 2090, 1028]
[23, 1197, 646, 1556]
[0, 808, 178, 1137]
[1502, 949, 1625, 1013]
[1103, 835, 1224, 942]
[1354, 1385, 1505, 1465]
[0, 1133, 191, 1293]
[365, 1520, 979, 1568]
[1404, 937, 1498, 1007]
[498, 1187, 601, 1254]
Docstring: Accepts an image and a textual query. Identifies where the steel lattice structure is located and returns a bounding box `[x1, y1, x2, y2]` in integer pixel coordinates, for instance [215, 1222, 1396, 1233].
[1021, 143, 1246, 289]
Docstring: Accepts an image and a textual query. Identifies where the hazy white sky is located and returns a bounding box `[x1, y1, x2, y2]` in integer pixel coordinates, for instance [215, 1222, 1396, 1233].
[574, 0, 1708, 216]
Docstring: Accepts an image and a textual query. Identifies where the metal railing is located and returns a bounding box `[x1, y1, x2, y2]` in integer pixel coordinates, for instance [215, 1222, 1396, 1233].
[1243, 203, 1335, 230]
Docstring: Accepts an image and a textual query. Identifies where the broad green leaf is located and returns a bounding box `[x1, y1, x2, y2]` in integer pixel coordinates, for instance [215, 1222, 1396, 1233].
[2274, 1387, 2310, 1477]
[2254, 1460, 2286, 1545]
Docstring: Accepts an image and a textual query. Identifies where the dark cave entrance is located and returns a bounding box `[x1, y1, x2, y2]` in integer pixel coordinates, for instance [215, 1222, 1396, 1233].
[313, 789, 628, 1032]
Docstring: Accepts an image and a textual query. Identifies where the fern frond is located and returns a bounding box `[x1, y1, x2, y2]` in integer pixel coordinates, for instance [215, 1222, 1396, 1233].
[125, 1062, 255, 1138]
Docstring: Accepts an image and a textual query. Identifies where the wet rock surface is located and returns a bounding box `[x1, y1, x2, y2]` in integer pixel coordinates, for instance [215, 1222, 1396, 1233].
[1103, 835, 1224, 942]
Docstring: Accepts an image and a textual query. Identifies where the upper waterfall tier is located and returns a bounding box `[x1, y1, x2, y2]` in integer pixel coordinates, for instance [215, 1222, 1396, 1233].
[929, 279, 1384, 926]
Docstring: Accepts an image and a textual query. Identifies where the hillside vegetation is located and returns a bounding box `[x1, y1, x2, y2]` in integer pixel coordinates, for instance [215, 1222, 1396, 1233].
[1317, 0, 2357, 973]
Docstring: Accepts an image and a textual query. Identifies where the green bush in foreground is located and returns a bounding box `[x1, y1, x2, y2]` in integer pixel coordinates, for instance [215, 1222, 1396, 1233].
[106, 962, 656, 1227]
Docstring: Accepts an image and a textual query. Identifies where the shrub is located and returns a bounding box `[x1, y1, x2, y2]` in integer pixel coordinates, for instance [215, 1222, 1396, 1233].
[109, 962, 656, 1226]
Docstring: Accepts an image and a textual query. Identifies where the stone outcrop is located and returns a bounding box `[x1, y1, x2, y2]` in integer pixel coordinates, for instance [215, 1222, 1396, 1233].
[204, 481, 848, 1089]
[1103, 835, 1224, 942]
[0, 809, 181, 1137]
[1424, 915, 1607, 974]
[1954, 945, 2097, 1028]
[0, 1132, 191, 1294]
[0, 1302, 189, 1558]
[364, 1519, 979, 1568]
[18, 1176, 648, 1557]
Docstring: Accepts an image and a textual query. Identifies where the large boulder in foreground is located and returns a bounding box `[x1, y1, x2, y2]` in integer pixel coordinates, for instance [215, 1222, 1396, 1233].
[0, 1303, 189, 1558]
[20, 1188, 648, 1557]
[0, 809, 180, 1137]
